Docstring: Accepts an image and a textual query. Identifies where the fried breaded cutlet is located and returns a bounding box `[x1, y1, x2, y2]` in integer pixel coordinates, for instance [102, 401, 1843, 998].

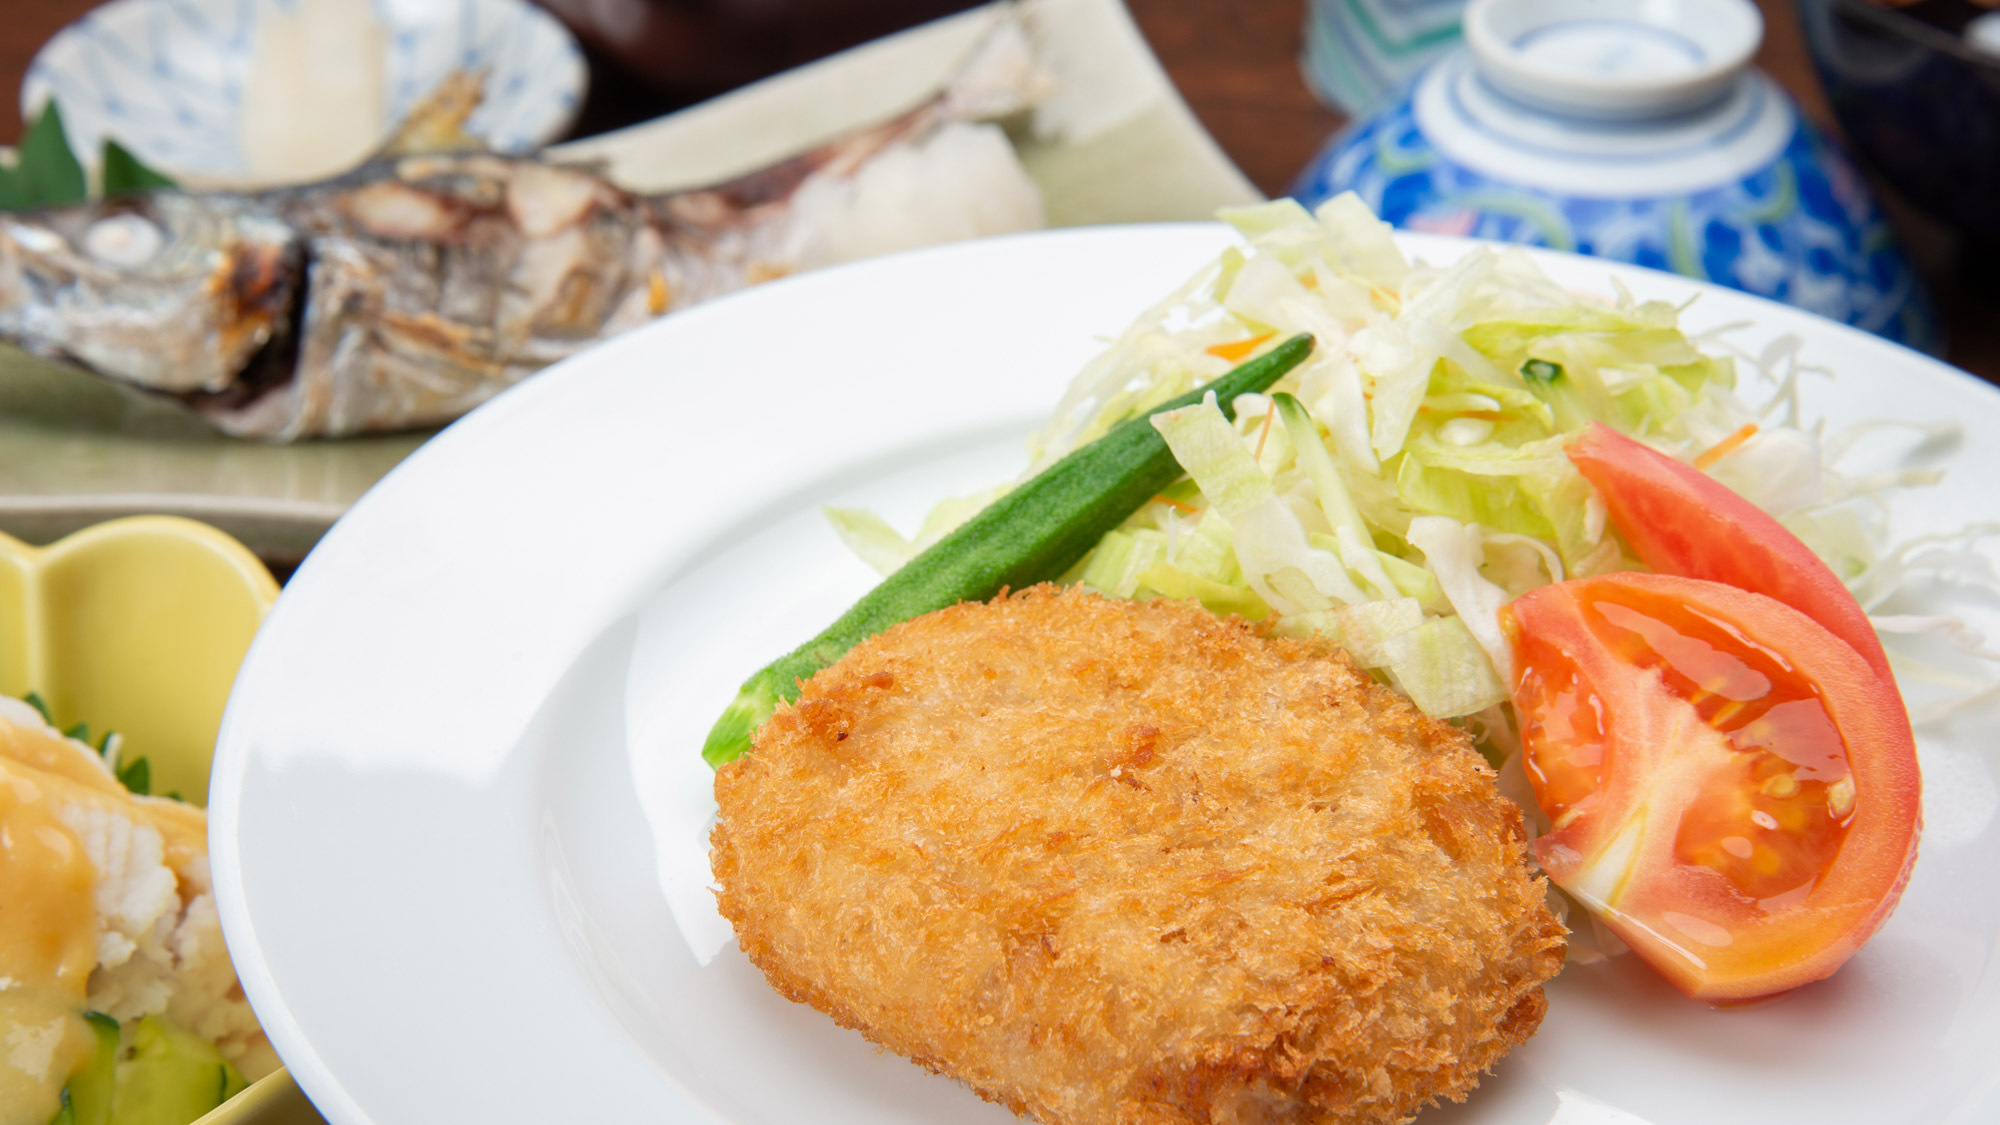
[711, 585, 1566, 1125]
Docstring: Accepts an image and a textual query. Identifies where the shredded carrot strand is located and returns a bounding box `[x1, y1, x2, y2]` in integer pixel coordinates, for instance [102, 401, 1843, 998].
[1694, 423, 1759, 471]
[1206, 331, 1275, 363]
[1253, 405, 1277, 461]
[1153, 494, 1199, 514]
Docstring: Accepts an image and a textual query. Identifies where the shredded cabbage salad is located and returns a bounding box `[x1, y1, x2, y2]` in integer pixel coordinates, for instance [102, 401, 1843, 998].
[831, 193, 2000, 781]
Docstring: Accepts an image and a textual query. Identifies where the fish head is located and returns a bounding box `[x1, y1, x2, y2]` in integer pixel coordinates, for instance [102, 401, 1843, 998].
[0, 194, 300, 395]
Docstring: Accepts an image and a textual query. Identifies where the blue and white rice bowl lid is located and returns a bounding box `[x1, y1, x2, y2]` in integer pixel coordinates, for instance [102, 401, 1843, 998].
[1293, 0, 1941, 353]
[21, 0, 586, 187]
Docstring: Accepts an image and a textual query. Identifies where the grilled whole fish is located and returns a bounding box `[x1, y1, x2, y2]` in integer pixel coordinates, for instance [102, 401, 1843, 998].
[0, 24, 1047, 440]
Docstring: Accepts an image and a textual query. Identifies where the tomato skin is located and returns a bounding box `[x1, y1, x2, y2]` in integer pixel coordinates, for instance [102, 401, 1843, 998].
[1504, 572, 1921, 1002]
[1566, 422, 1894, 682]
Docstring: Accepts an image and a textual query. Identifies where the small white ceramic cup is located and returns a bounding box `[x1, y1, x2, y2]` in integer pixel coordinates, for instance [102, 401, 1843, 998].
[1462, 0, 1764, 120]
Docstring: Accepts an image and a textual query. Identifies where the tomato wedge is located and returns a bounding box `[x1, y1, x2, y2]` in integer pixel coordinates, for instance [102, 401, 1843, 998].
[1567, 422, 1894, 681]
[1503, 572, 1921, 1001]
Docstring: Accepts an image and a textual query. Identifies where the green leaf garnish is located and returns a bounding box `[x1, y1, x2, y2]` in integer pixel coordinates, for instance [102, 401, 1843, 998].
[16, 102, 87, 208]
[0, 164, 25, 210]
[22, 690, 54, 723]
[116, 755, 150, 796]
[1, 100, 177, 212]
[103, 138, 176, 196]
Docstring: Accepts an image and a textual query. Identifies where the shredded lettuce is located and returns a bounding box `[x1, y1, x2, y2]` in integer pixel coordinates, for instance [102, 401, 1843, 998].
[826, 484, 1012, 577]
[842, 191, 1999, 734]
[1151, 397, 1366, 612]
[825, 191, 2000, 966]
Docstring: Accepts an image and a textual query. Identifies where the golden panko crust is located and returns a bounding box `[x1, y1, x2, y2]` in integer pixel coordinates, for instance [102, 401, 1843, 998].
[711, 585, 1567, 1125]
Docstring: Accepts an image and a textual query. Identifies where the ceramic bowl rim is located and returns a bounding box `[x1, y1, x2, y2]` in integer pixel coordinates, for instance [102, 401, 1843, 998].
[1820, 0, 2000, 77]
[1462, 0, 1764, 120]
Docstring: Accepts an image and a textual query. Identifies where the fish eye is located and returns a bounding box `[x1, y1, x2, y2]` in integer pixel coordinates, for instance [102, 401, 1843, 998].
[83, 213, 165, 269]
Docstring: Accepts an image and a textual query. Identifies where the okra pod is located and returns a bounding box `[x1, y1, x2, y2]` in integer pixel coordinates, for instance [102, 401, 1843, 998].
[702, 333, 1314, 766]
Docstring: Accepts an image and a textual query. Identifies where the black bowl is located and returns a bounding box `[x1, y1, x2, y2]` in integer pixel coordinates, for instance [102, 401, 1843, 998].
[1797, 0, 2000, 252]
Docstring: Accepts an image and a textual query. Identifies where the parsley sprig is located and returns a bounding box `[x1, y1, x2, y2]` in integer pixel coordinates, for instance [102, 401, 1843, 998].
[22, 689, 153, 797]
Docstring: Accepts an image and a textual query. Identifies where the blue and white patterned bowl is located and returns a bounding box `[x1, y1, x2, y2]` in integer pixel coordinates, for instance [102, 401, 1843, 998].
[22, 0, 586, 186]
[1292, 0, 1941, 353]
[1302, 0, 1468, 117]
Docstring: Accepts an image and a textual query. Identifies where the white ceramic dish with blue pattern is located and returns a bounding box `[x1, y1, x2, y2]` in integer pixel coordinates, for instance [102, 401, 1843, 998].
[1293, 0, 1941, 353]
[1302, 0, 1468, 117]
[22, 0, 586, 188]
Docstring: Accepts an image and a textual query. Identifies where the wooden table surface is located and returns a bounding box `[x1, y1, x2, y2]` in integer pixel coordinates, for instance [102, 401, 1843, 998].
[3, 0, 1997, 384]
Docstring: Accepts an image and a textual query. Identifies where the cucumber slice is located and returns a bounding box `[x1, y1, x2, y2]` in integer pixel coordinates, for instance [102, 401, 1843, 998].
[111, 1016, 247, 1125]
[67, 1013, 120, 1125]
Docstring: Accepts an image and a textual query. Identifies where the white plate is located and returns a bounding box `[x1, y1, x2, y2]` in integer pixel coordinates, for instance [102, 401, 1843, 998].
[209, 225, 2000, 1125]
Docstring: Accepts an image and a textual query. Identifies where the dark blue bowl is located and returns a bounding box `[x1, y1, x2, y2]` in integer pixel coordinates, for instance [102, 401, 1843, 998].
[1798, 0, 2000, 251]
